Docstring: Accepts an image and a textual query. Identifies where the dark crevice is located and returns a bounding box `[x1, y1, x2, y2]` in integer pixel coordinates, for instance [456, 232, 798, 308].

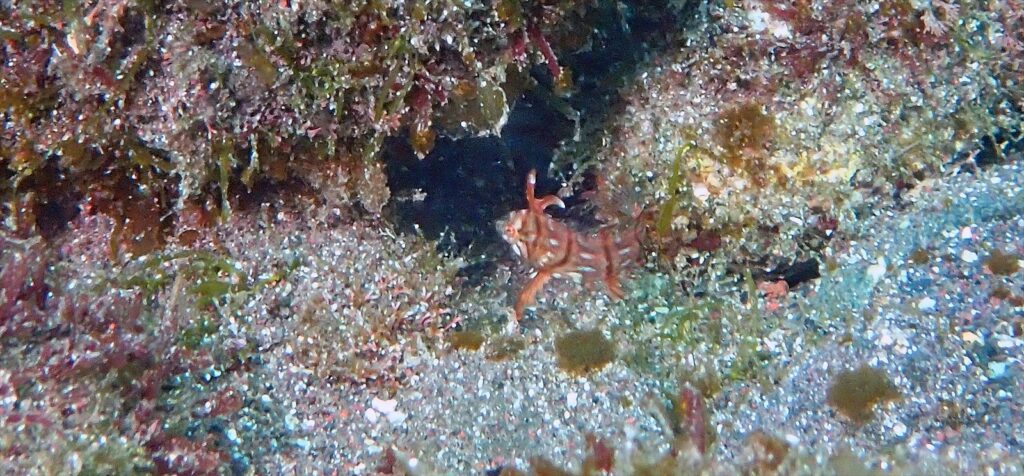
[383, 89, 574, 256]
[384, 1, 703, 262]
[948, 98, 1023, 173]
[957, 127, 1024, 170]
[763, 259, 822, 290]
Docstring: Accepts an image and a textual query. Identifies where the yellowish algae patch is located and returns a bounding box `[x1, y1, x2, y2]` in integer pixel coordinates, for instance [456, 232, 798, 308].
[485, 335, 527, 361]
[909, 248, 931, 265]
[554, 329, 616, 375]
[985, 249, 1021, 276]
[447, 330, 485, 352]
[827, 366, 901, 424]
[713, 102, 779, 188]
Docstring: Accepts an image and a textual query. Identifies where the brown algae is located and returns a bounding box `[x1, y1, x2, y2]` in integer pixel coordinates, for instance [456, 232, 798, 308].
[447, 330, 485, 352]
[744, 430, 790, 473]
[485, 335, 526, 361]
[909, 248, 931, 265]
[985, 249, 1021, 276]
[826, 365, 901, 424]
[713, 103, 778, 188]
[554, 329, 616, 375]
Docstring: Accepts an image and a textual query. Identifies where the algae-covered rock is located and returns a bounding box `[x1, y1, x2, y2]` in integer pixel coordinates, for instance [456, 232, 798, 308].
[556, 0, 1024, 286]
[1, 0, 591, 245]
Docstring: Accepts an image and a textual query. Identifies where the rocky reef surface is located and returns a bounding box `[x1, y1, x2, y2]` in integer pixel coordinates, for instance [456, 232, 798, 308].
[2, 0, 1022, 474]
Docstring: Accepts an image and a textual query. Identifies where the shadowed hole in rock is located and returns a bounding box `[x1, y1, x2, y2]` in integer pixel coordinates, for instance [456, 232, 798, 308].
[383, 90, 573, 257]
[383, 1, 698, 271]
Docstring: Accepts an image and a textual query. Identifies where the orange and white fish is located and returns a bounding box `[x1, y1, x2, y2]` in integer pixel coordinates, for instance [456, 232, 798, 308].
[500, 170, 641, 321]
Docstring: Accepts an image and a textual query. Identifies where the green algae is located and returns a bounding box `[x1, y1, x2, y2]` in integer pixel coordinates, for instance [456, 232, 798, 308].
[2, 0, 592, 255]
[655, 143, 690, 238]
[435, 77, 510, 138]
[109, 249, 252, 349]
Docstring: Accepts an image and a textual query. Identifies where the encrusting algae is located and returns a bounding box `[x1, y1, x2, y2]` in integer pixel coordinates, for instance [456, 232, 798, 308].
[826, 365, 901, 424]
[554, 329, 616, 375]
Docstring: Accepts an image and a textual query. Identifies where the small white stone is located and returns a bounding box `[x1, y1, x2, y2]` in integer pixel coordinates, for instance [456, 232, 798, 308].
[866, 258, 887, 285]
[371, 398, 398, 414]
[386, 411, 407, 425]
[566, 392, 578, 408]
[988, 361, 1008, 378]
[878, 330, 895, 346]
[917, 297, 936, 311]
[892, 421, 907, 437]
[365, 408, 381, 423]
[959, 226, 973, 239]
[961, 250, 978, 263]
[961, 331, 982, 344]
[692, 182, 711, 202]
[994, 335, 1016, 349]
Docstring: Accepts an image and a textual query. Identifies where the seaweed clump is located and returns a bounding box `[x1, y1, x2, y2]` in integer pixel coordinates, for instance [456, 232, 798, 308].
[909, 248, 931, 265]
[1, 0, 596, 250]
[826, 365, 901, 424]
[554, 328, 616, 375]
[0, 239, 250, 474]
[713, 103, 778, 188]
[448, 330, 486, 352]
[985, 249, 1021, 276]
[486, 335, 527, 362]
[742, 430, 790, 473]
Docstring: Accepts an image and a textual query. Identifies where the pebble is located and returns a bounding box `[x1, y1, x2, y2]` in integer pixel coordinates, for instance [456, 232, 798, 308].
[867, 258, 887, 284]
[961, 331, 982, 344]
[961, 250, 979, 263]
[987, 361, 1008, 379]
[371, 398, 399, 414]
[226, 428, 240, 444]
[365, 408, 380, 424]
